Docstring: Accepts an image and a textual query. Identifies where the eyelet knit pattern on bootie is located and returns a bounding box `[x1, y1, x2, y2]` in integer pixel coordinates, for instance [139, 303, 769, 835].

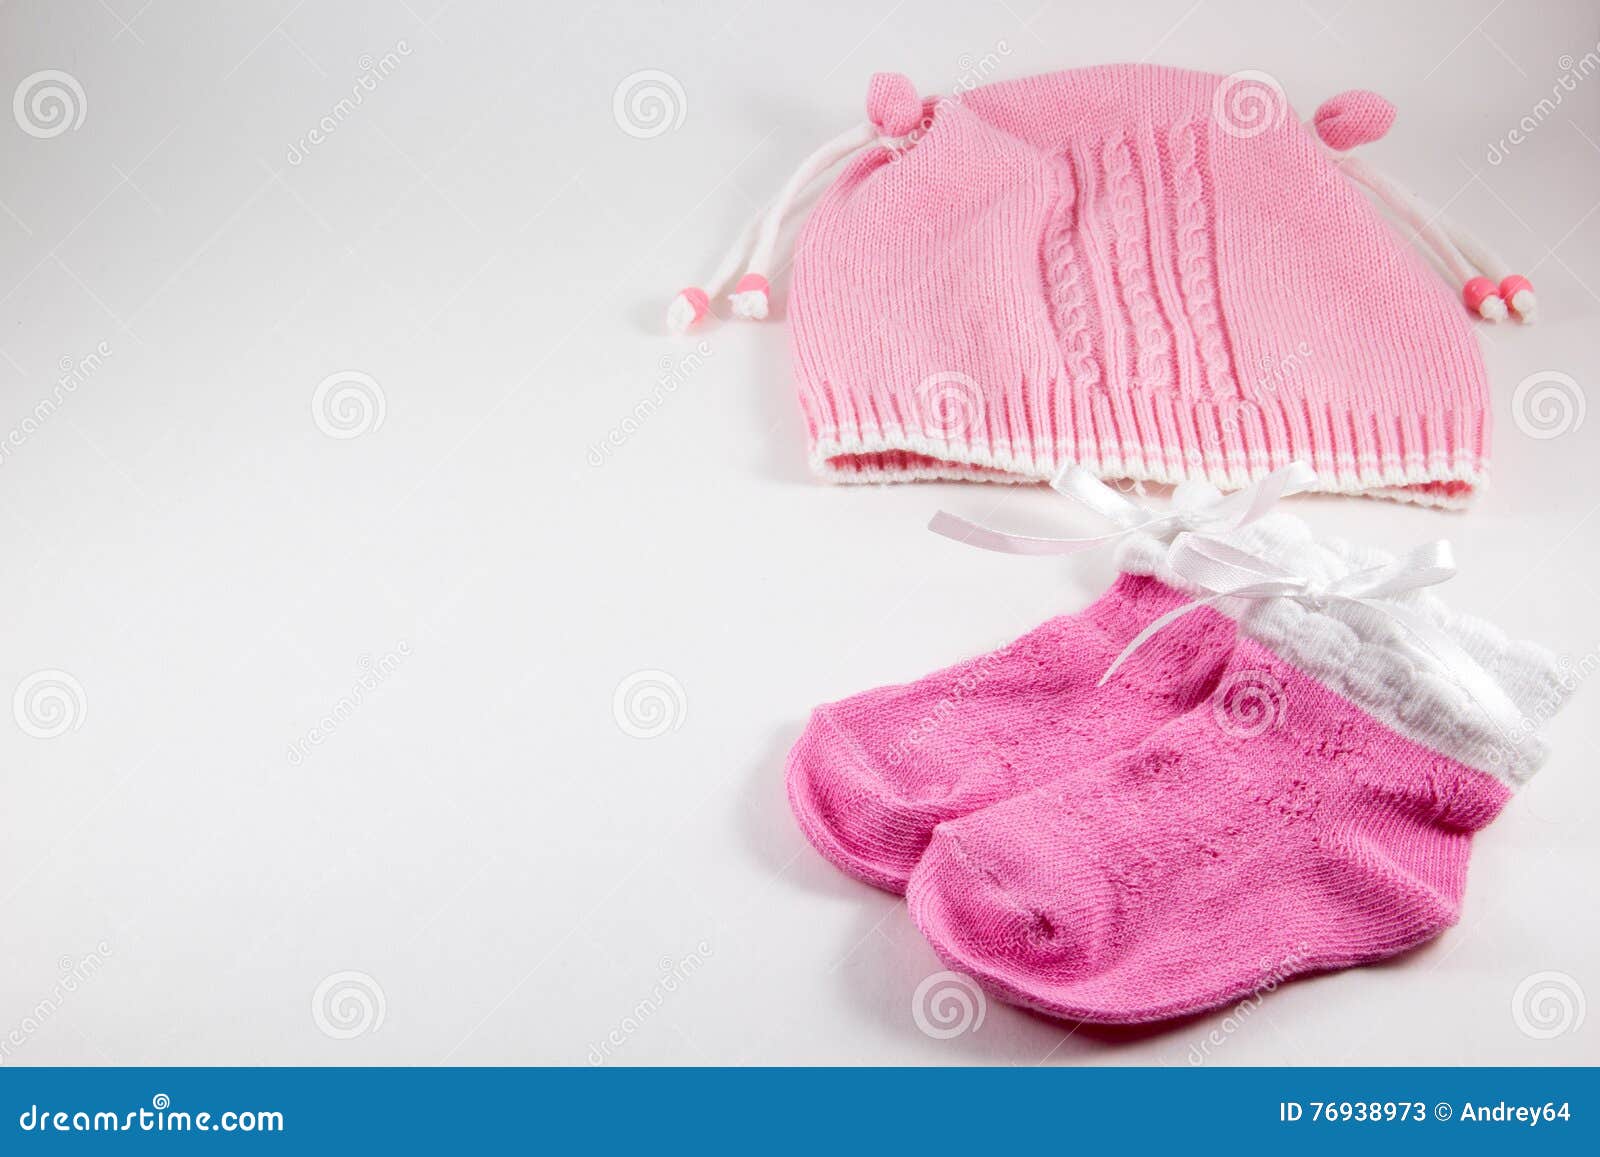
[787, 574, 1236, 893]
[906, 524, 1568, 1024]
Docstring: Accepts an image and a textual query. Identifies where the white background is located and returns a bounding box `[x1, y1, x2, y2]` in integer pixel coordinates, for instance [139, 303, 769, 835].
[0, 0, 1596, 1066]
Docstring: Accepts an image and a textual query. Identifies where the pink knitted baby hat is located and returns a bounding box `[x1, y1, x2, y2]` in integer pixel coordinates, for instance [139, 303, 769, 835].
[672, 66, 1539, 508]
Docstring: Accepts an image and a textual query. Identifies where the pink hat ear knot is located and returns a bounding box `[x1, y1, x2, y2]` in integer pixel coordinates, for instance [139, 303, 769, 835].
[1313, 90, 1397, 151]
[866, 72, 923, 138]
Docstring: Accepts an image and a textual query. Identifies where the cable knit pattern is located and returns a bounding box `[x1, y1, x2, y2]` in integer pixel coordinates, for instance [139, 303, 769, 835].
[1104, 135, 1173, 394]
[1167, 119, 1236, 407]
[790, 65, 1490, 505]
[1114, 517, 1568, 785]
[1042, 161, 1101, 393]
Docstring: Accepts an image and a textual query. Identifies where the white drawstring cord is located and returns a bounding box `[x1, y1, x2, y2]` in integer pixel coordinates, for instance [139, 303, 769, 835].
[667, 120, 883, 333]
[1311, 91, 1539, 325]
[670, 85, 1540, 335]
[1336, 155, 1507, 322]
[1433, 210, 1539, 322]
[731, 120, 879, 319]
[1336, 153, 1537, 323]
[666, 207, 765, 335]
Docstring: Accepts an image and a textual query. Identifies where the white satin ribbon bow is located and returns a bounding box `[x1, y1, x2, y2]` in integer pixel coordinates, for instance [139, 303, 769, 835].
[927, 462, 1318, 555]
[1102, 532, 1526, 750]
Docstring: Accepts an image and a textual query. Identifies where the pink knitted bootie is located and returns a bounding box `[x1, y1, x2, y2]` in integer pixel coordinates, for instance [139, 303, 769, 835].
[786, 468, 1318, 894]
[787, 573, 1235, 893]
[908, 529, 1568, 1023]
